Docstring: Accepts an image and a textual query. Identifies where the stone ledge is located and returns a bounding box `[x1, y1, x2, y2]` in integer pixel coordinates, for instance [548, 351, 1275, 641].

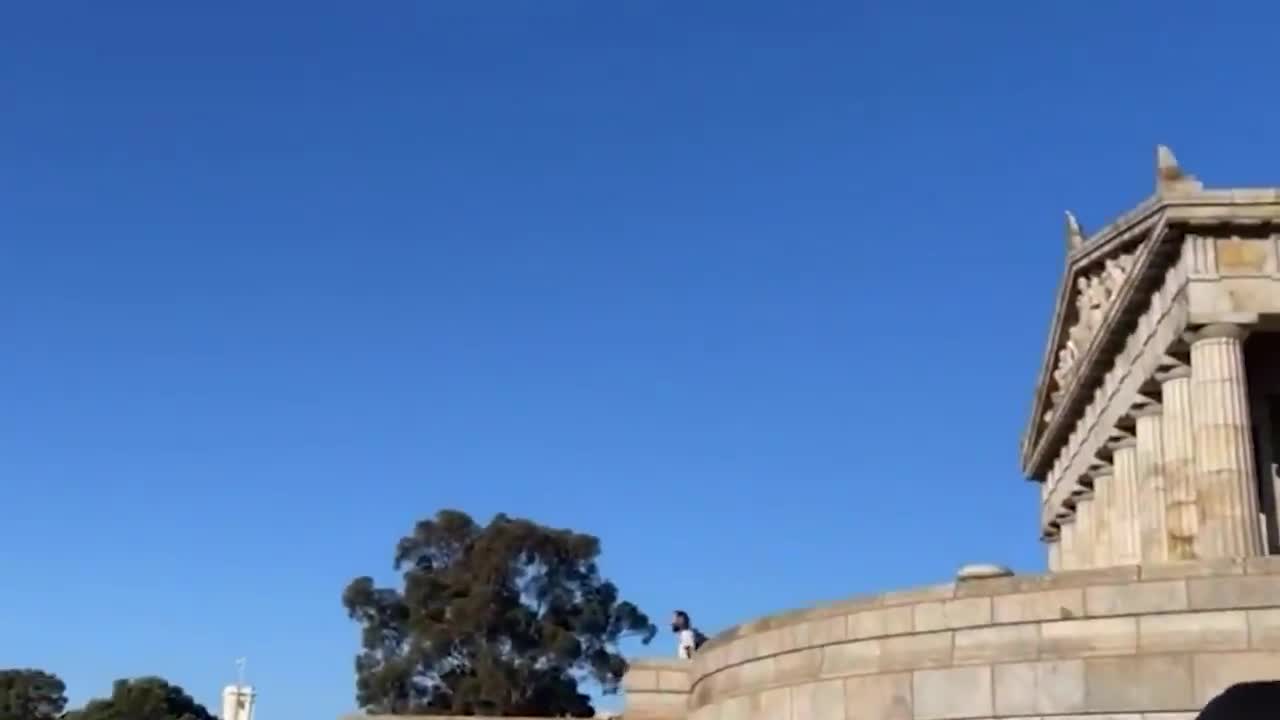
[679, 650, 1280, 718]
[684, 611, 1280, 709]
[623, 658, 692, 692]
[701, 559, 1278, 662]
[680, 559, 1280, 715]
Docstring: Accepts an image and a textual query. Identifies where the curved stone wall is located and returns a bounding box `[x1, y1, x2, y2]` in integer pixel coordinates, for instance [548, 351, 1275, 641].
[671, 559, 1280, 720]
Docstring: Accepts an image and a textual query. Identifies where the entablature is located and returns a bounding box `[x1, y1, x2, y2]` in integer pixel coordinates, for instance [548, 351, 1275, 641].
[1021, 147, 1280, 484]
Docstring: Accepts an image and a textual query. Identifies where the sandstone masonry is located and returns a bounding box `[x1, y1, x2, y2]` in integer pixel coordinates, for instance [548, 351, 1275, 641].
[621, 148, 1280, 720]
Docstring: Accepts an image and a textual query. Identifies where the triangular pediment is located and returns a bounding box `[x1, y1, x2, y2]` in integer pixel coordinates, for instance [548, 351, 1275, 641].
[1020, 146, 1203, 475]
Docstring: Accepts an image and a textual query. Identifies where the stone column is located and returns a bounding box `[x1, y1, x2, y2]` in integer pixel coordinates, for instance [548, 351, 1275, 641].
[1109, 438, 1142, 564]
[1191, 324, 1264, 558]
[1133, 403, 1170, 562]
[1089, 468, 1114, 567]
[1046, 534, 1061, 572]
[1058, 515, 1077, 571]
[1073, 491, 1096, 570]
[1158, 364, 1198, 559]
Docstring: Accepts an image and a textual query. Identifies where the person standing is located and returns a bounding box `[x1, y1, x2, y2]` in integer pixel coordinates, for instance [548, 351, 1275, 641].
[671, 610, 705, 659]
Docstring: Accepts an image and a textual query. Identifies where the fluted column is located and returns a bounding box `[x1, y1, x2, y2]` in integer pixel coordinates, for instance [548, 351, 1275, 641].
[1089, 468, 1114, 567]
[1059, 515, 1077, 571]
[1074, 491, 1096, 569]
[1158, 365, 1198, 559]
[1133, 403, 1170, 562]
[1191, 323, 1264, 557]
[1047, 536, 1061, 572]
[1109, 438, 1142, 564]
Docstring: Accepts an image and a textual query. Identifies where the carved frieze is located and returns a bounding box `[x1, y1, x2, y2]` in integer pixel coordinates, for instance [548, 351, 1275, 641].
[1041, 250, 1137, 423]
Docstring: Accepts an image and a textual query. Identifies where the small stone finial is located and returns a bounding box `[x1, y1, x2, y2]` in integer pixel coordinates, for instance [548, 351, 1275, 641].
[1155, 144, 1203, 193]
[956, 564, 1014, 581]
[1157, 145, 1182, 181]
[1064, 211, 1085, 252]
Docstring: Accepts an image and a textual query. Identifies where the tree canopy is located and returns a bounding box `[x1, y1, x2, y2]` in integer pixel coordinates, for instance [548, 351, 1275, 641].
[0, 669, 67, 720]
[343, 509, 656, 716]
[65, 677, 215, 720]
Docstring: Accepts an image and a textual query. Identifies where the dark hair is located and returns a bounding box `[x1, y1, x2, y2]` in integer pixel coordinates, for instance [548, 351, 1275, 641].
[672, 610, 691, 631]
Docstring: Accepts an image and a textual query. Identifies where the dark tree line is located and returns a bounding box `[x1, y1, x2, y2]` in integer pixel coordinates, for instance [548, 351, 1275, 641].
[344, 509, 656, 716]
[0, 671, 213, 720]
[9, 510, 653, 719]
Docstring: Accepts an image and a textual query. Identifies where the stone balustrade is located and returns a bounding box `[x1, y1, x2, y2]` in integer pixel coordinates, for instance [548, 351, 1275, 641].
[626, 558, 1280, 720]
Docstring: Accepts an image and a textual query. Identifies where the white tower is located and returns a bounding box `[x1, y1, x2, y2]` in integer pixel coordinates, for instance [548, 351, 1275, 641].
[221, 684, 256, 720]
[222, 659, 256, 720]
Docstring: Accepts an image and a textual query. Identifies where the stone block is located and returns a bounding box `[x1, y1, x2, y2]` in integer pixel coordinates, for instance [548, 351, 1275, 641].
[994, 588, 1085, 623]
[821, 592, 884, 617]
[657, 669, 692, 692]
[773, 648, 821, 686]
[1138, 610, 1248, 653]
[1084, 655, 1194, 712]
[1248, 608, 1280, 648]
[878, 582, 956, 606]
[913, 597, 992, 632]
[1040, 617, 1137, 658]
[688, 704, 717, 720]
[698, 667, 726, 703]
[1245, 554, 1280, 575]
[845, 672, 913, 720]
[751, 686, 791, 720]
[623, 669, 657, 691]
[689, 674, 714, 710]
[787, 615, 846, 650]
[993, 660, 1037, 717]
[719, 694, 751, 720]
[1192, 651, 1280, 705]
[819, 640, 879, 678]
[954, 623, 1040, 665]
[714, 664, 741, 697]
[739, 657, 775, 691]
[1142, 714, 1199, 720]
[1188, 575, 1280, 609]
[1042, 565, 1141, 589]
[690, 650, 716, 678]
[1085, 581, 1188, 616]
[913, 666, 993, 720]
[755, 628, 784, 657]
[728, 637, 755, 665]
[993, 659, 1085, 716]
[1051, 716, 1141, 720]
[698, 645, 727, 674]
[626, 690, 689, 719]
[848, 605, 913, 639]
[879, 631, 953, 672]
[1215, 236, 1276, 273]
[1139, 559, 1244, 580]
[789, 680, 844, 720]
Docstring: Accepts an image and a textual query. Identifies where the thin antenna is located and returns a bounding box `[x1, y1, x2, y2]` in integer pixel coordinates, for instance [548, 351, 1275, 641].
[235, 658, 247, 691]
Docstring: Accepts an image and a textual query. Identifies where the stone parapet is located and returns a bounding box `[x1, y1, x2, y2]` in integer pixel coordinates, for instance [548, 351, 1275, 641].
[624, 657, 693, 719]
[624, 558, 1280, 719]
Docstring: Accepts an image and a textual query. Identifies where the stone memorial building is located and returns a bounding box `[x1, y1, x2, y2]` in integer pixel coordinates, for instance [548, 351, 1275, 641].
[1028, 146, 1280, 569]
[622, 147, 1280, 720]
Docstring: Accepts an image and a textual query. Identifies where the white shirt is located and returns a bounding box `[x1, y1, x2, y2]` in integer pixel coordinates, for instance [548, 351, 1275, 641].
[677, 629, 696, 659]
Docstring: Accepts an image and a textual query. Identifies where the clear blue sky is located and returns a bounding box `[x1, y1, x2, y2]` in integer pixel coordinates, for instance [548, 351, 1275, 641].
[4, 2, 1278, 718]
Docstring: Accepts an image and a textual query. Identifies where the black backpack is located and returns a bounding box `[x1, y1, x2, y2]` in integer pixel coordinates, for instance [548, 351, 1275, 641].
[692, 628, 708, 650]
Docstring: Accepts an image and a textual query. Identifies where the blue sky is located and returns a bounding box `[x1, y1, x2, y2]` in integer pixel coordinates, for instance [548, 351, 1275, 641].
[3, 1, 1278, 718]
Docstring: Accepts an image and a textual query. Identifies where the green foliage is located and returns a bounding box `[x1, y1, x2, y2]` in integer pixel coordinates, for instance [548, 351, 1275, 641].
[64, 677, 215, 720]
[343, 509, 657, 716]
[0, 669, 67, 720]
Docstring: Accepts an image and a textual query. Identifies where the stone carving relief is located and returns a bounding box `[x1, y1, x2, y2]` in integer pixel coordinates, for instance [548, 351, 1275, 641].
[1042, 250, 1137, 423]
